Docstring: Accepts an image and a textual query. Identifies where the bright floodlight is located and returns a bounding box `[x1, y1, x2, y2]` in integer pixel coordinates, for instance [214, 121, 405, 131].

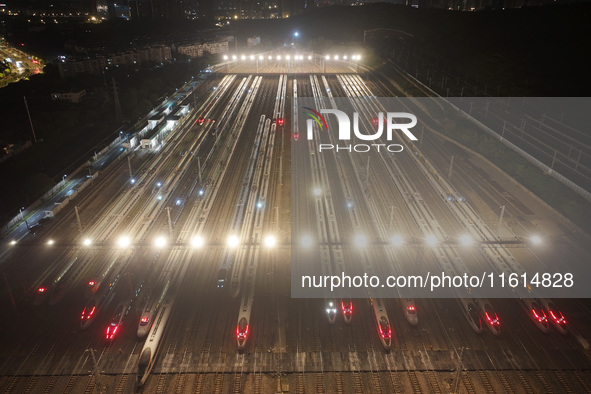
[117, 236, 131, 248]
[83, 238, 92, 246]
[308, 55, 312, 60]
[354, 234, 368, 248]
[268, 55, 272, 60]
[333, 55, 339, 60]
[277, 55, 282, 60]
[227, 235, 240, 248]
[264, 235, 277, 248]
[223, 55, 228, 60]
[232, 55, 237, 60]
[325, 55, 330, 60]
[391, 235, 404, 247]
[343, 55, 348, 60]
[10, 240, 17, 245]
[459, 234, 473, 246]
[198, 189, 204, 196]
[259, 55, 263, 60]
[286, 55, 290, 60]
[425, 234, 438, 247]
[154, 236, 166, 248]
[301, 235, 313, 248]
[530, 235, 542, 245]
[191, 235, 204, 248]
[313, 187, 322, 197]
[249, 55, 254, 60]
[156, 182, 162, 188]
[47, 239, 55, 246]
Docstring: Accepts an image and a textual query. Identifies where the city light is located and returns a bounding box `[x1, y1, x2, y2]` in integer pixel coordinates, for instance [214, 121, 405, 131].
[301, 235, 313, 248]
[9, 240, 17, 246]
[191, 236, 204, 248]
[154, 236, 167, 248]
[227, 235, 240, 248]
[264, 235, 277, 248]
[390, 234, 404, 247]
[459, 234, 473, 246]
[530, 235, 543, 245]
[354, 234, 368, 248]
[425, 234, 438, 247]
[117, 236, 131, 248]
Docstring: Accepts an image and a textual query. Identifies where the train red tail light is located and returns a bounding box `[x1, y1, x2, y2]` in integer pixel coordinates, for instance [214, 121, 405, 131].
[88, 281, 95, 286]
[236, 324, 249, 339]
[549, 310, 567, 325]
[484, 312, 500, 326]
[532, 308, 547, 323]
[407, 305, 416, 313]
[277, 118, 285, 126]
[106, 325, 119, 340]
[341, 301, 353, 315]
[37, 287, 47, 293]
[379, 326, 392, 339]
[140, 317, 150, 326]
[293, 132, 300, 141]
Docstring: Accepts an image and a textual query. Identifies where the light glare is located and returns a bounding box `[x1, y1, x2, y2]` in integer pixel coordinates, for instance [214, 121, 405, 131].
[390, 235, 404, 247]
[227, 235, 240, 248]
[425, 234, 438, 247]
[264, 235, 277, 248]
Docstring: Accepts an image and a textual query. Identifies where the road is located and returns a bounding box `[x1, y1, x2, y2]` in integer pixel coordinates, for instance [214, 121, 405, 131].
[0, 69, 590, 393]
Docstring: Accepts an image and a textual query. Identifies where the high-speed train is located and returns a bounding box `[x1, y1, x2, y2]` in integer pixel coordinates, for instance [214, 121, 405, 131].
[341, 300, 353, 324]
[402, 298, 418, 326]
[477, 299, 501, 336]
[105, 302, 132, 340]
[237, 317, 249, 350]
[80, 267, 121, 330]
[137, 280, 170, 338]
[236, 288, 254, 351]
[326, 299, 337, 324]
[520, 298, 550, 333]
[371, 298, 392, 351]
[540, 299, 568, 334]
[457, 298, 483, 334]
[137, 298, 174, 387]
